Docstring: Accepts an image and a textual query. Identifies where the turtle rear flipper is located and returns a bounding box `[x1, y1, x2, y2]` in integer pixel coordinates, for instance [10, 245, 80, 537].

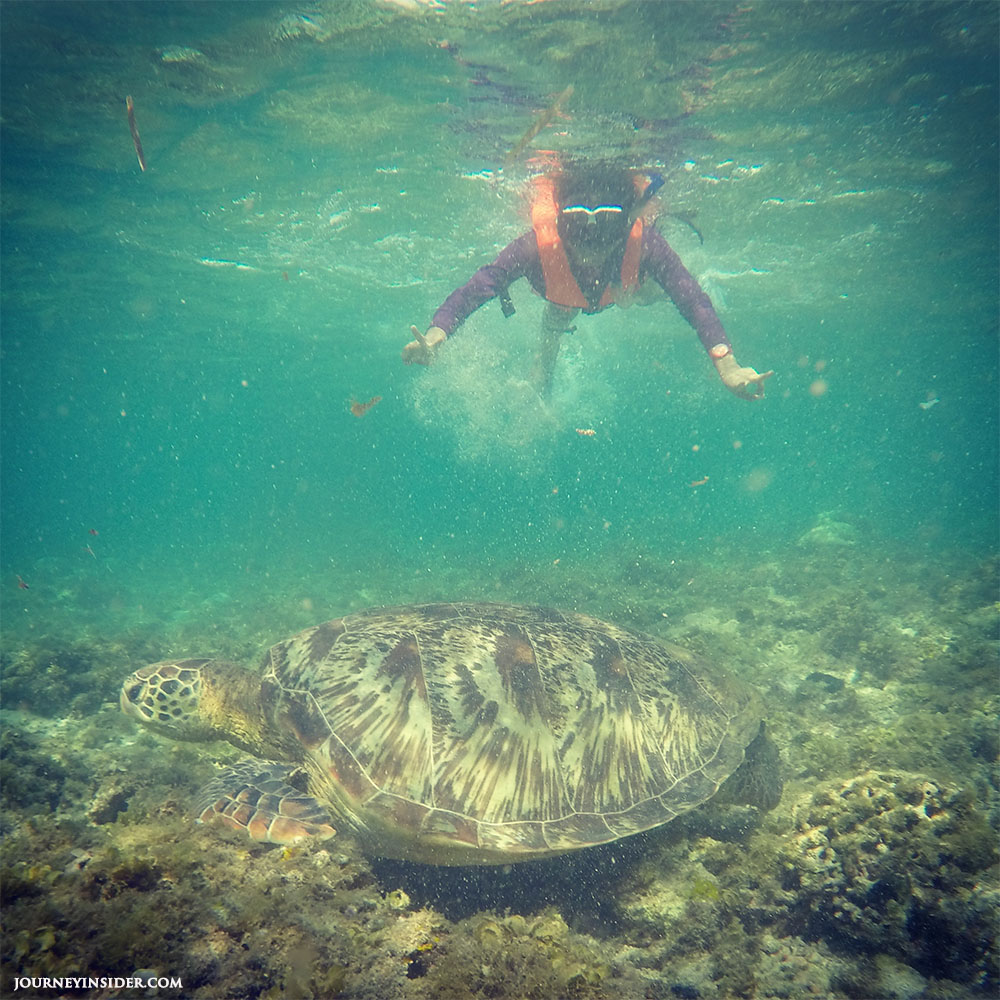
[196, 761, 336, 845]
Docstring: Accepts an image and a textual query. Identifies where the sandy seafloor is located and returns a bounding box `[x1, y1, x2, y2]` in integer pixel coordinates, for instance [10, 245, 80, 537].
[1, 2, 997, 999]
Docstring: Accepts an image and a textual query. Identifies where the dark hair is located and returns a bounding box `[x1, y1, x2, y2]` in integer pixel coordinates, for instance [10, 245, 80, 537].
[554, 163, 638, 249]
[555, 163, 638, 213]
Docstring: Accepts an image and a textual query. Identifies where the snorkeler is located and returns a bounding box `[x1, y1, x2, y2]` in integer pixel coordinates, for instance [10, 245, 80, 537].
[403, 163, 773, 400]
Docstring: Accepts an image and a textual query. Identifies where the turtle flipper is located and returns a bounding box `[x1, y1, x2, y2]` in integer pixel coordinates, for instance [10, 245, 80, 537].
[195, 761, 336, 845]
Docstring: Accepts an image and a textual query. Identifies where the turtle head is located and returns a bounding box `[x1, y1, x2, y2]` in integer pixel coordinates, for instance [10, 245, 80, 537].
[121, 658, 278, 756]
[120, 660, 220, 741]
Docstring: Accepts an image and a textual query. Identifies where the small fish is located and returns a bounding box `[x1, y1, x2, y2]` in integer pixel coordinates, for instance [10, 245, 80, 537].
[88, 528, 99, 536]
[125, 95, 146, 172]
[16, 575, 28, 590]
[84, 545, 96, 558]
[350, 395, 381, 418]
[575, 428, 596, 437]
[918, 396, 940, 411]
[690, 476, 710, 487]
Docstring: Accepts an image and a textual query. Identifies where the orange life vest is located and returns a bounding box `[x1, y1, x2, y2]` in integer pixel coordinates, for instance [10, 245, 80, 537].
[531, 174, 644, 311]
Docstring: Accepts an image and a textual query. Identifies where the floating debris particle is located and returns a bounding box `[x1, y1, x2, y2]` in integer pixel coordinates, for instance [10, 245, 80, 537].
[503, 84, 573, 172]
[350, 396, 381, 417]
[124, 96, 146, 172]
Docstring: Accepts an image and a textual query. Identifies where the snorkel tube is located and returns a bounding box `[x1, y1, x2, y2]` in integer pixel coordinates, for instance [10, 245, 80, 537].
[629, 172, 665, 223]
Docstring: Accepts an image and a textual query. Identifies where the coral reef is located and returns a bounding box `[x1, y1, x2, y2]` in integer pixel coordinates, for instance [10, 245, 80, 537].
[1, 545, 996, 998]
[779, 771, 998, 988]
[420, 910, 619, 999]
[610, 768, 997, 999]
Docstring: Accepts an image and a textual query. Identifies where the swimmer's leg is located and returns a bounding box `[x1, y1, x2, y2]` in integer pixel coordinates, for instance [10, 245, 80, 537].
[531, 303, 579, 397]
[632, 281, 665, 307]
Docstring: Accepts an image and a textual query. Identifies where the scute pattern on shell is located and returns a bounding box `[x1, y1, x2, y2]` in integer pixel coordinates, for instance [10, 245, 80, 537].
[261, 603, 763, 862]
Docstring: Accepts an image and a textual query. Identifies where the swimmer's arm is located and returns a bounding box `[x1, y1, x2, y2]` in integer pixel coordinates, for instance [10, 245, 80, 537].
[643, 227, 730, 353]
[404, 233, 538, 364]
[429, 232, 537, 336]
[644, 228, 773, 398]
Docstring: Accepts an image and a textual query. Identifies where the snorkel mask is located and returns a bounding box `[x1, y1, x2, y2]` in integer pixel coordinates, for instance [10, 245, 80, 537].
[556, 170, 663, 250]
[558, 201, 628, 249]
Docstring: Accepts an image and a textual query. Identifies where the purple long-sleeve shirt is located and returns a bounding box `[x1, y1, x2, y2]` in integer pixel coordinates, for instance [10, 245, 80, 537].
[431, 225, 731, 355]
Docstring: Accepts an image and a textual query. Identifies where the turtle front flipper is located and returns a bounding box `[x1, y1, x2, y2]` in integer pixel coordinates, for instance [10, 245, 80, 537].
[196, 761, 336, 845]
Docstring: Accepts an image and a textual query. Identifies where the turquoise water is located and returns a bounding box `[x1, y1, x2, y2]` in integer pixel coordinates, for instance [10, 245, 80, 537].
[3, 1, 996, 621]
[1, 2, 997, 997]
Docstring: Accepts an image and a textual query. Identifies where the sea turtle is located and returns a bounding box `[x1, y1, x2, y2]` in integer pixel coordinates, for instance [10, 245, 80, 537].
[119, 602, 780, 865]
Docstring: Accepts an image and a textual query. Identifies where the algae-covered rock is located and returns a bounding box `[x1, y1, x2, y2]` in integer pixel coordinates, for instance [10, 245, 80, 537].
[0, 726, 70, 814]
[608, 761, 997, 998]
[781, 770, 998, 986]
[420, 907, 618, 999]
[797, 512, 860, 548]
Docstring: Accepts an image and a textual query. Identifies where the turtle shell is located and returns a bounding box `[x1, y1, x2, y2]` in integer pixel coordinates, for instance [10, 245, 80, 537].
[260, 602, 763, 864]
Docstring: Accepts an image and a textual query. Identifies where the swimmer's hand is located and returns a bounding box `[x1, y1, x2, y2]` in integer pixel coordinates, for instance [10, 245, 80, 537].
[403, 325, 447, 365]
[713, 352, 775, 400]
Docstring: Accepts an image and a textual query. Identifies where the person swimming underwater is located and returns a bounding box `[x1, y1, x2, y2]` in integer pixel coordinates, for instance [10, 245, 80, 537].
[403, 161, 773, 400]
